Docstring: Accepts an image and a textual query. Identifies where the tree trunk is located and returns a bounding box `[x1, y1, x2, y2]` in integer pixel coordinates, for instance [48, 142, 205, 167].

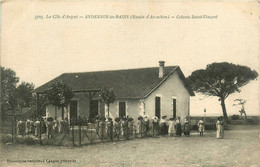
[107, 104, 110, 117]
[244, 112, 247, 120]
[62, 107, 64, 119]
[55, 106, 57, 119]
[220, 97, 228, 123]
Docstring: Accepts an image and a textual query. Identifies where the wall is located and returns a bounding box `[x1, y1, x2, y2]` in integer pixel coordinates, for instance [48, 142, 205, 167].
[145, 71, 190, 123]
[45, 92, 105, 121]
[105, 99, 141, 121]
[45, 70, 191, 123]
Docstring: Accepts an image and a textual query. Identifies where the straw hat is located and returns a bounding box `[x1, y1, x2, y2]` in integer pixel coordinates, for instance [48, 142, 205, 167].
[162, 115, 167, 119]
[138, 116, 143, 120]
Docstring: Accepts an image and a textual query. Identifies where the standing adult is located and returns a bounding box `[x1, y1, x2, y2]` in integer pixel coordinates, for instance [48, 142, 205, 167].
[220, 117, 225, 139]
[160, 115, 168, 136]
[99, 116, 106, 139]
[143, 115, 149, 136]
[114, 117, 121, 140]
[46, 117, 54, 138]
[216, 117, 221, 139]
[128, 117, 134, 138]
[137, 116, 144, 138]
[25, 119, 31, 135]
[183, 119, 191, 137]
[107, 117, 113, 140]
[168, 118, 175, 137]
[30, 119, 35, 135]
[34, 118, 41, 137]
[175, 117, 182, 136]
[198, 118, 205, 136]
[17, 120, 25, 136]
[152, 116, 160, 136]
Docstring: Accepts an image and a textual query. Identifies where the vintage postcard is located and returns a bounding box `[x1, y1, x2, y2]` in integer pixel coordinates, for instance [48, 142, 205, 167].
[0, 0, 259, 166]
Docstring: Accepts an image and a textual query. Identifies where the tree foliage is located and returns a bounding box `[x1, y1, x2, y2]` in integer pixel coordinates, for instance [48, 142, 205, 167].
[46, 80, 74, 108]
[233, 99, 247, 120]
[98, 86, 116, 117]
[16, 82, 35, 109]
[1, 67, 19, 113]
[187, 62, 258, 121]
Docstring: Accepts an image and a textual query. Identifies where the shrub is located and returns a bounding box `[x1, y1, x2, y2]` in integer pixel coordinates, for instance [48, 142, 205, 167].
[16, 135, 25, 144]
[1, 134, 13, 144]
[24, 136, 37, 145]
[231, 115, 240, 120]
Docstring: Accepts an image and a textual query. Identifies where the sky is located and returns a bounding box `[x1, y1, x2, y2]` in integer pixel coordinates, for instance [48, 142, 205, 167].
[1, 1, 259, 116]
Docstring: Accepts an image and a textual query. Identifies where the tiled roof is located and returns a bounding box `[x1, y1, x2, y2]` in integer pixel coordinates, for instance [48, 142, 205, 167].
[35, 66, 194, 98]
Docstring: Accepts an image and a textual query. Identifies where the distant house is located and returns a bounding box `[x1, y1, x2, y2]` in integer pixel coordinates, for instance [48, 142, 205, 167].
[34, 61, 194, 123]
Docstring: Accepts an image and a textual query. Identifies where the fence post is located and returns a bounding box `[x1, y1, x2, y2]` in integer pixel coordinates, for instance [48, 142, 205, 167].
[126, 122, 129, 140]
[141, 121, 143, 138]
[72, 120, 75, 146]
[12, 120, 14, 143]
[90, 123, 93, 144]
[101, 122, 104, 142]
[39, 119, 42, 145]
[110, 122, 113, 141]
[79, 120, 81, 146]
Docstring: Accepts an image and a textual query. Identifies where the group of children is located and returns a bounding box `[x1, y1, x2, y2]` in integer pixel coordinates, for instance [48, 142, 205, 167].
[16, 117, 69, 138]
[15, 115, 224, 140]
[96, 116, 136, 140]
[153, 115, 191, 137]
[94, 115, 192, 139]
[16, 118, 41, 137]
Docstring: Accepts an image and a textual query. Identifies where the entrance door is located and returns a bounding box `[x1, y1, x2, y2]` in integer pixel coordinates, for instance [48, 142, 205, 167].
[173, 99, 176, 119]
[119, 102, 126, 118]
[90, 100, 99, 119]
[70, 100, 77, 120]
[155, 97, 161, 118]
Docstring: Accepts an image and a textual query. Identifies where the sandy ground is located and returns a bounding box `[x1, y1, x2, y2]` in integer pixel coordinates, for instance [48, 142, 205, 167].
[0, 125, 259, 167]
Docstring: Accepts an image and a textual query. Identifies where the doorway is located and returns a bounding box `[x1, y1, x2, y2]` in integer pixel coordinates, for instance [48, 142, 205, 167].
[119, 102, 126, 118]
[90, 100, 99, 119]
[155, 97, 161, 118]
[173, 99, 176, 119]
[70, 100, 77, 120]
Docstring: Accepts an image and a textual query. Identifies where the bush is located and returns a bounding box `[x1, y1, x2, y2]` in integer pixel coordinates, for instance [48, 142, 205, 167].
[231, 115, 240, 120]
[1, 134, 13, 144]
[16, 135, 25, 144]
[24, 136, 37, 145]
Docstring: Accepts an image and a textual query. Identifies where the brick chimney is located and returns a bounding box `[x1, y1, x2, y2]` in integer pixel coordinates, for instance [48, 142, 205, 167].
[159, 61, 165, 78]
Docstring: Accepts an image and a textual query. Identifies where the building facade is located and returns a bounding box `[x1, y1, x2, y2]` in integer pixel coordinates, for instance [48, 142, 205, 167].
[35, 61, 194, 123]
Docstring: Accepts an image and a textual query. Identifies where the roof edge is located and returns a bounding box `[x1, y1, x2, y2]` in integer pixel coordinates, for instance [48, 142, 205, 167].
[144, 66, 195, 98]
[144, 66, 179, 98]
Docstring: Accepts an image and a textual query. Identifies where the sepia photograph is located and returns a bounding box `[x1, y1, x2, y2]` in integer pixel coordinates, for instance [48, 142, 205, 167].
[0, 1, 259, 166]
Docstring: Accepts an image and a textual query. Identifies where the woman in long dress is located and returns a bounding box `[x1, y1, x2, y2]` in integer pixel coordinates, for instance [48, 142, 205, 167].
[34, 119, 41, 137]
[217, 117, 225, 139]
[114, 117, 120, 140]
[168, 118, 175, 136]
[152, 116, 159, 136]
[216, 117, 221, 139]
[160, 115, 168, 136]
[183, 119, 191, 137]
[175, 118, 182, 136]
[220, 119, 225, 138]
[198, 118, 205, 136]
[137, 116, 144, 138]
[143, 115, 149, 136]
[128, 117, 134, 138]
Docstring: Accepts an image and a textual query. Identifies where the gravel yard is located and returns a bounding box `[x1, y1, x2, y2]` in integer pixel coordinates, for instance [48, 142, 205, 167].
[0, 125, 259, 167]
